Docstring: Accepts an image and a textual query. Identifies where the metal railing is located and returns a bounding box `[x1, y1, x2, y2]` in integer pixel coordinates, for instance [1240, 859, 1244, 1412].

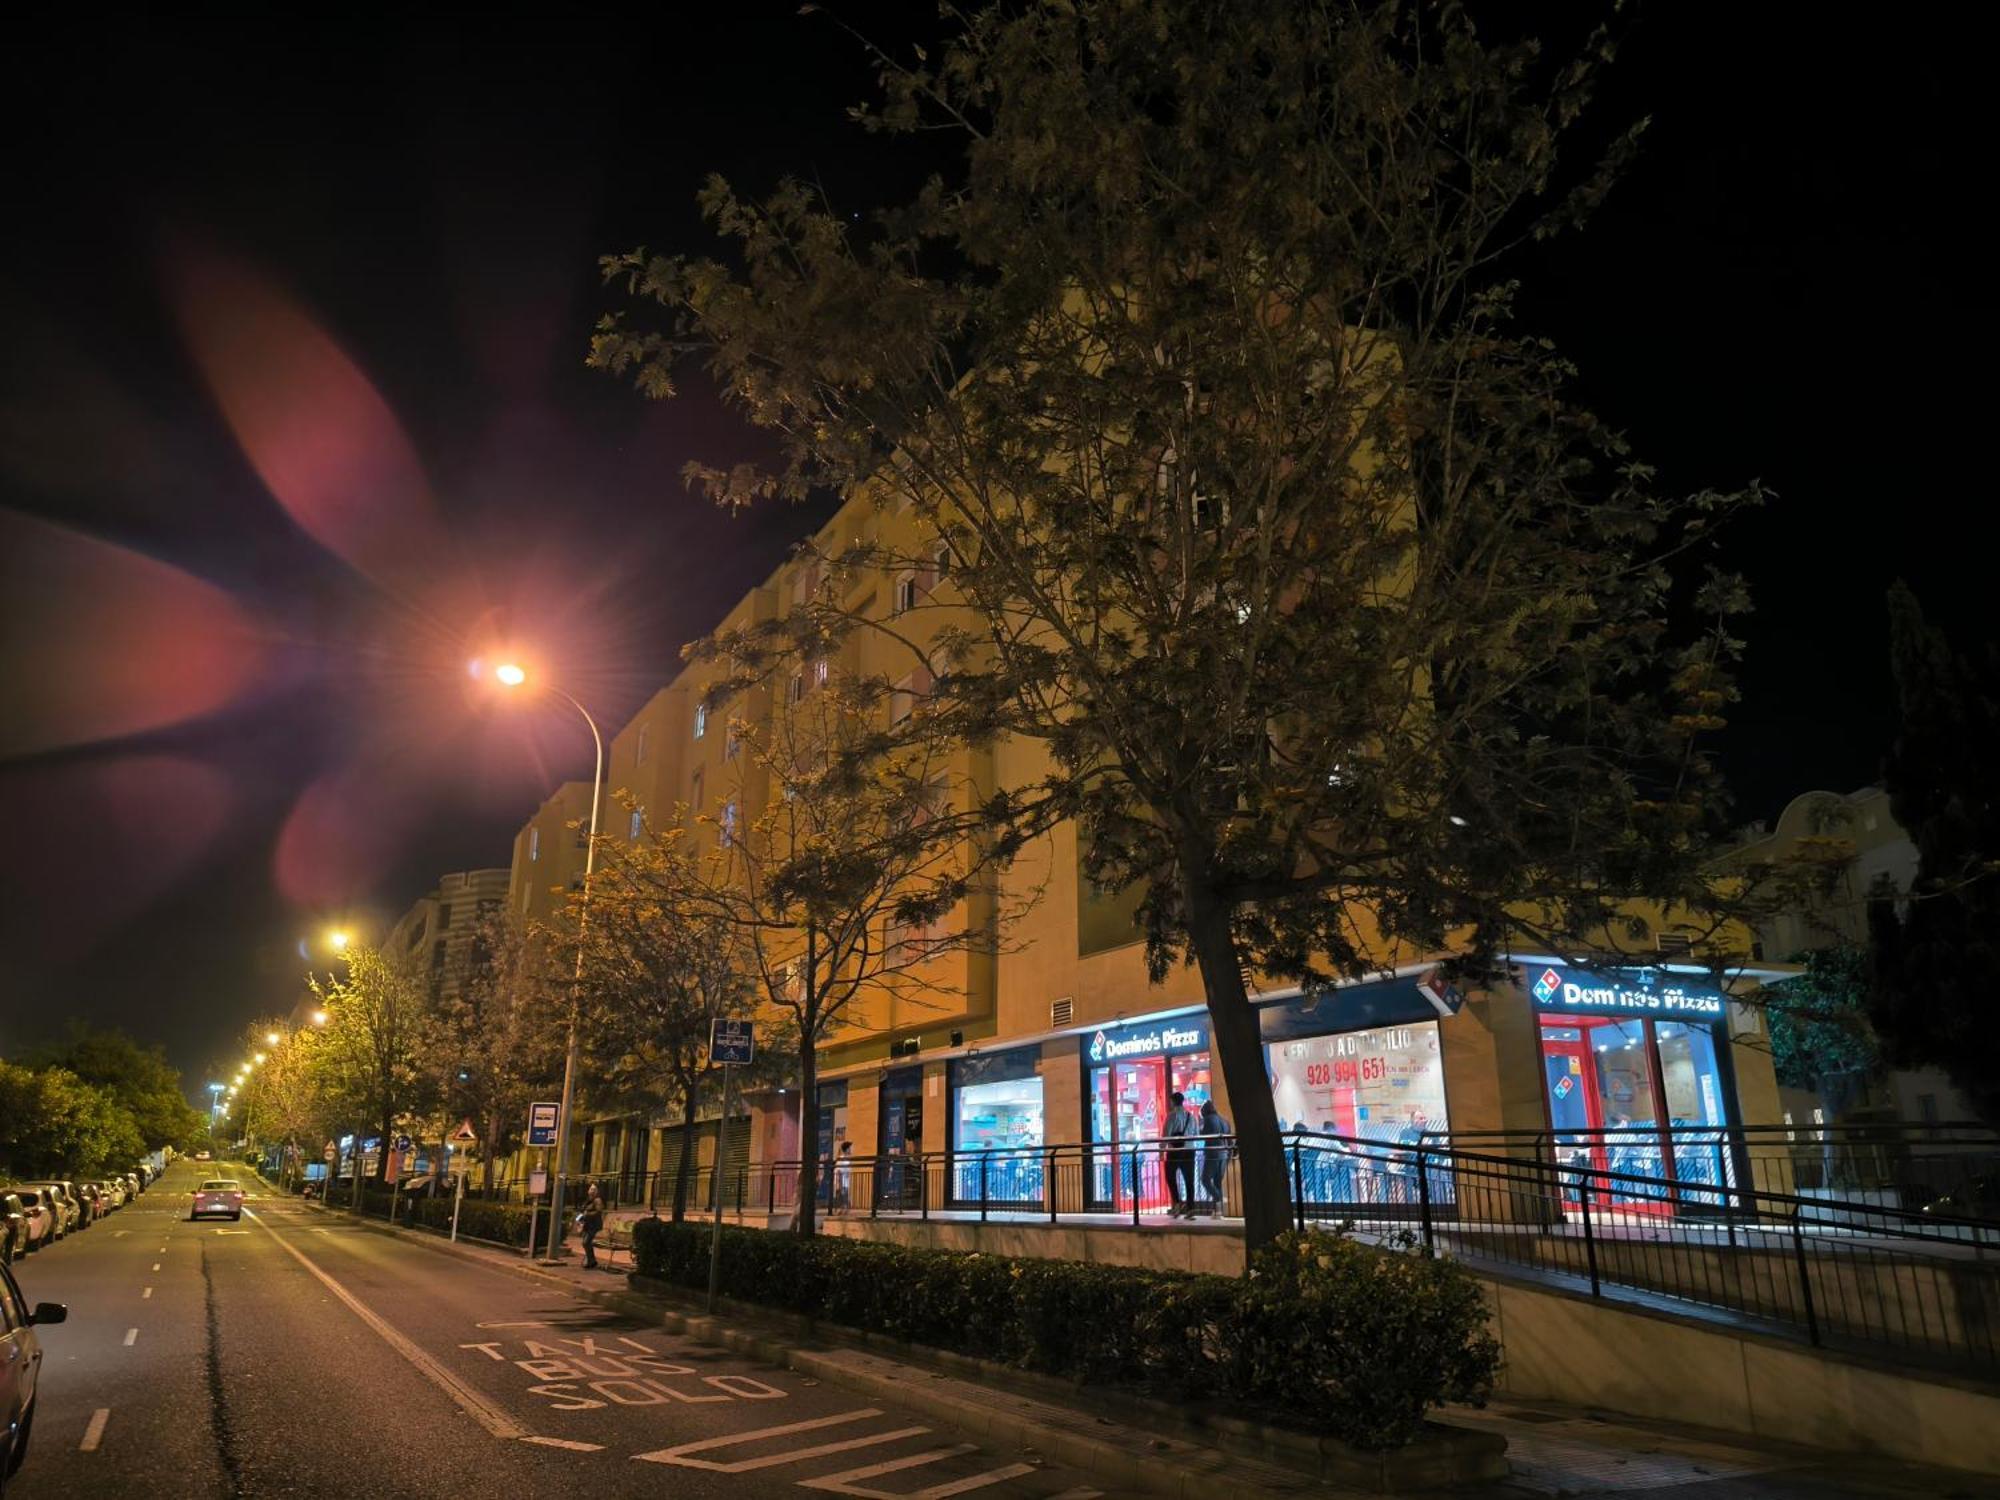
[460, 1128, 2000, 1375]
[1422, 1122, 2000, 1218]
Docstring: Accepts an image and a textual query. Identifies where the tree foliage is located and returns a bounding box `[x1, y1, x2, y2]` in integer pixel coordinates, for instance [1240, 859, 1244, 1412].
[309, 943, 438, 1179]
[0, 1058, 146, 1178]
[594, 0, 1761, 1249]
[1763, 944, 1880, 1098]
[1870, 582, 2000, 1123]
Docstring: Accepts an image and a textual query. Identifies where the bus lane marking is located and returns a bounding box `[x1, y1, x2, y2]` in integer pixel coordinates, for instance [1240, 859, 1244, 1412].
[247, 1208, 530, 1440]
[633, 1410, 930, 1473]
[467, 1330, 790, 1412]
[800, 1443, 1039, 1497]
[523, 1437, 606, 1452]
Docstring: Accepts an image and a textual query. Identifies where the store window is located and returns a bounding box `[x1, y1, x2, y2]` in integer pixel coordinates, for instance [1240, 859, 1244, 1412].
[949, 1049, 1044, 1204]
[1528, 964, 1739, 1210]
[1266, 1021, 1450, 1209]
[814, 1079, 849, 1209]
[1082, 1016, 1211, 1210]
[877, 1067, 925, 1210]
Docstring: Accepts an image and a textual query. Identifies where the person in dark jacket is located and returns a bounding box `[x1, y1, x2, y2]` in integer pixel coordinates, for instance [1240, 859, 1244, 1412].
[576, 1183, 606, 1269]
[1198, 1098, 1232, 1214]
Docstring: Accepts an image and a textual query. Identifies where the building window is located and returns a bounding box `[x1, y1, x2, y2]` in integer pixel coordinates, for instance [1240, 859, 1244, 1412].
[436, 903, 452, 931]
[1085, 1017, 1213, 1210]
[694, 703, 707, 740]
[789, 672, 805, 704]
[894, 575, 918, 615]
[635, 724, 649, 766]
[629, 807, 644, 841]
[949, 1048, 1044, 1204]
[720, 800, 739, 846]
[528, 827, 540, 862]
[690, 769, 703, 818]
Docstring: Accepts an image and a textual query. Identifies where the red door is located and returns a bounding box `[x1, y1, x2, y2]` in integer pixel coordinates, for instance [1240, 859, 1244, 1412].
[1111, 1058, 1168, 1212]
[1541, 1027, 1606, 1209]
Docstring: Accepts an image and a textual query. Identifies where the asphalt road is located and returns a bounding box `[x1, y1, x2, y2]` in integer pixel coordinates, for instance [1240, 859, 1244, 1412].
[8, 1159, 1123, 1499]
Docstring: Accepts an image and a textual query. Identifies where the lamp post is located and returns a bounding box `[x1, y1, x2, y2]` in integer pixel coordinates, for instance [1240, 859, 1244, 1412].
[482, 659, 603, 1265]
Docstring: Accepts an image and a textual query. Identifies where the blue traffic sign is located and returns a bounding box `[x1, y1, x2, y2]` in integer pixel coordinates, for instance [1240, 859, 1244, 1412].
[710, 1016, 755, 1066]
[526, 1101, 560, 1147]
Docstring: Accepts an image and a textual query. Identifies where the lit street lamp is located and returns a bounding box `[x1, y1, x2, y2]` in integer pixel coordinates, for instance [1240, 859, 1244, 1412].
[477, 656, 602, 1264]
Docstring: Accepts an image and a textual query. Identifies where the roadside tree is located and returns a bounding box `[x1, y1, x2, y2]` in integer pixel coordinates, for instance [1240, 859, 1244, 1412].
[594, 0, 1763, 1249]
[309, 942, 437, 1180]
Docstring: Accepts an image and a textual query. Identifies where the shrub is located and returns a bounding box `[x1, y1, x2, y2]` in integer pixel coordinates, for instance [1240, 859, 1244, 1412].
[629, 1220, 1497, 1449]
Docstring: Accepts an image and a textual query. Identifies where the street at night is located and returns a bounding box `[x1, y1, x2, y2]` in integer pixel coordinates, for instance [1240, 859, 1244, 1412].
[5, 3, 1997, 1497]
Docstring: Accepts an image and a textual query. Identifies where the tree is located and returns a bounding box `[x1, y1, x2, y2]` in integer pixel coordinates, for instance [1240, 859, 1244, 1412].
[310, 942, 437, 1179]
[429, 911, 564, 1194]
[680, 660, 1025, 1237]
[233, 1020, 333, 1188]
[593, 0, 1759, 1250]
[1763, 945, 1880, 1112]
[1870, 582, 2000, 1123]
[0, 1059, 141, 1178]
[570, 811, 785, 1220]
[33, 1022, 206, 1152]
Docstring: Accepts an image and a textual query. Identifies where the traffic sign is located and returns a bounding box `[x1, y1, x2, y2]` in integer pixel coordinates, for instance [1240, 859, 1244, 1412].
[710, 1016, 755, 1066]
[451, 1119, 478, 1145]
[527, 1100, 560, 1147]
[395, 1134, 413, 1153]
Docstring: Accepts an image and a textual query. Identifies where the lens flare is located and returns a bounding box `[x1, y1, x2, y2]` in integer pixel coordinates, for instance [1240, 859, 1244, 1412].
[0, 510, 264, 757]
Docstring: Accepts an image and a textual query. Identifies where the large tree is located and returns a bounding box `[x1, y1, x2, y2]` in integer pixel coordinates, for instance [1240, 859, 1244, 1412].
[33, 1022, 205, 1152]
[310, 943, 437, 1180]
[594, 0, 1760, 1250]
[1870, 583, 2000, 1122]
[570, 812, 784, 1221]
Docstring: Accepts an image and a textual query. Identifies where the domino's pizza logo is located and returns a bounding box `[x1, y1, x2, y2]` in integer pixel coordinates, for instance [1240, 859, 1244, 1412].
[1088, 1030, 1107, 1064]
[1532, 967, 1562, 1004]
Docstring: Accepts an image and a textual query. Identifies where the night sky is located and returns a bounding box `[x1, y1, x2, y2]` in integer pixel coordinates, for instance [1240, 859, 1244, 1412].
[0, 5, 1980, 1091]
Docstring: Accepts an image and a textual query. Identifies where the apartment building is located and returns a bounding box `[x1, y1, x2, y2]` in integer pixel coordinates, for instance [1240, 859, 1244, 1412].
[385, 867, 510, 1005]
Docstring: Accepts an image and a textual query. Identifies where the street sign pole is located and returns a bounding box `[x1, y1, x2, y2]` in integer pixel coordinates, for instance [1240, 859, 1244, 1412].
[705, 1017, 754, 1314]
[450, 1162, 465, 1242]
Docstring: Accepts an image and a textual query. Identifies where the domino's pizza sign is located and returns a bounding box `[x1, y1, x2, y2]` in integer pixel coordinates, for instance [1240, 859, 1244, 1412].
[1528, 963, 1726, 1022]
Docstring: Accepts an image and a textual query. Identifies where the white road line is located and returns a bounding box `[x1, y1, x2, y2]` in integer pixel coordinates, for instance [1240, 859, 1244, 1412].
[152, 1263, 160, 1271]
[634, 1410, 929, 1473]
[244, 1209, 530, 1441]
[800, 1444, 1003, 1496]
[123, 1328, 138, 1346]
[522, 1437, 606, 1452]
[143, 1287, 153, 1299]
[114, 1230, 129, 1238]
[79, 1408, 111, 1451]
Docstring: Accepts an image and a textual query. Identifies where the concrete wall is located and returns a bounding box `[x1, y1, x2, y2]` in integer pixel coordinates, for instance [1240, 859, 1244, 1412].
[1486, 1274, 2000, 1475]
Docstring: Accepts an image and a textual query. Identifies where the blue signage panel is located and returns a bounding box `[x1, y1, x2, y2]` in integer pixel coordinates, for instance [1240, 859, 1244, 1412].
[526, 1100, 560, 1147]
[1085, 1015, 1209, 1066]
[1527, 964, 1727, 1022]
[711, 1016, 756, 1066]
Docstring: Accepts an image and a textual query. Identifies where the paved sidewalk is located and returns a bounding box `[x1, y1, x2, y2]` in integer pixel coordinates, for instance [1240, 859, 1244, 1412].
[331, 1204, 1993, 1500]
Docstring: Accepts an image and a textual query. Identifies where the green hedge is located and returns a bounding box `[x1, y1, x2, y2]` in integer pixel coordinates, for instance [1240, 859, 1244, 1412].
[329, 1183, 541, 1248]
[631, 1221, 1497, 1449]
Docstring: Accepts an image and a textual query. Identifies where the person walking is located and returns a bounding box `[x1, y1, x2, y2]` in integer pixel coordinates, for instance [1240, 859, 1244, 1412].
[576, 1182, 605, 1269]
[833, 1142, 854, 1215]
[1163, 1091, 1197, 1216]
[1198, 1097, 1231, 1215]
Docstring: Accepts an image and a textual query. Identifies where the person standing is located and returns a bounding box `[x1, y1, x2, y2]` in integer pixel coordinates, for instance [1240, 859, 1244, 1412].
[576, 1182, 605, 1269]
[1198, 1097, 1231, 1215]
[1163, 1091, 1197, 1216]
[833, 1142, 854, 1214]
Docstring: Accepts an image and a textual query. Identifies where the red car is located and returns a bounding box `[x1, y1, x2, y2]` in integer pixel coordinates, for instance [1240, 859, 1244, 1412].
[189, 1180, 245, 1221]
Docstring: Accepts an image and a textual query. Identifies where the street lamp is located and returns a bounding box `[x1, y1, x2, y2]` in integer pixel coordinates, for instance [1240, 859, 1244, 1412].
[478, 656, 603, 1265]
[311, 1009, 328, 1027]
[327, 928, 352, 953]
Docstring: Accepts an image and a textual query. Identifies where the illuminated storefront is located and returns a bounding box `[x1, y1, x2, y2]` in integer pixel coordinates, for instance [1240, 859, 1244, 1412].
[948, 1047, 1044, 1204]
[1530, 964, 1739, 1206]
[1081, 1016, 1213, 1210]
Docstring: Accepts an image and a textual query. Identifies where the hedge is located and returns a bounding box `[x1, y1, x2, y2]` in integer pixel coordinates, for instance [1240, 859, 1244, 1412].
[319, 1182, 541, 1248]
[631, 1221, 1498, 1450]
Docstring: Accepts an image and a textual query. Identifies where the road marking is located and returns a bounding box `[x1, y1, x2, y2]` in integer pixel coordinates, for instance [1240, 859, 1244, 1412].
[123, 1328, 138, 1346]
[114, 1230, 129, 1238]
[634, 1410, 928, 1473]
[477, 1320, 551, 1329]
[79, 1408, 111, 1451]
[522, 1436, 606, 1452]
[152, 1263, 161, 1271]
[143, 1287, 153, 1299]
[245, 1209, 530, 1440]
[800, 1444, 1026, 1496]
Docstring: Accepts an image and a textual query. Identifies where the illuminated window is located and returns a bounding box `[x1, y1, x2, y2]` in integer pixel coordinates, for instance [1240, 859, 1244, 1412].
[629, 807, 643, 841]
[693, 703, 707, 740]
[635, 724, 649, 766]
[528, 827, 540, 862]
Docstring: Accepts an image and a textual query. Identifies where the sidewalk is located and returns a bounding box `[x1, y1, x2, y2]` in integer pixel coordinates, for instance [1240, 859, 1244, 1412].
[335, 1207, 1989, 1499]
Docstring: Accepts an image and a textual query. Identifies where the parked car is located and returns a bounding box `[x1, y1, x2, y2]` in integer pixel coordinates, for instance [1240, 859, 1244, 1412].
[2, 1197, 51, 1256]
[74, 1186, 102, 1225]
[124, 1172, 142, 1199]
[0, 1200, 24, 1267]
[190, 1180, 244, 1221]
[2, 1257, 67, 1494]
[13, 1191, 70, 1240]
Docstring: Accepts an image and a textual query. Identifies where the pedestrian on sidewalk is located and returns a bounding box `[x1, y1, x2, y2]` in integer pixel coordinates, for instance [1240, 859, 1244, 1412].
[833, 1142, 853, 1215]
[1164, 1091, 1197, 1216]
[576, 1182, 605, 1269]
[1198, 1097, 1231, 1215]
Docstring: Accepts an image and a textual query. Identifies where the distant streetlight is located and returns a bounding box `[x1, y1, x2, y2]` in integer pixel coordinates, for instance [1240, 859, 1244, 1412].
[327, 928, 352, 953]
[253, 1052, 266, 1065]
[265, 1030, 281, 1046]
[311, 1009, 328, 1027]
[476, 655, 603, 1265]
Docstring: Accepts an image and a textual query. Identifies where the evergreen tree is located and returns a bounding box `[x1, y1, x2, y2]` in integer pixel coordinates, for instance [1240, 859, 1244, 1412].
[1870, 582, 2000, 1122]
